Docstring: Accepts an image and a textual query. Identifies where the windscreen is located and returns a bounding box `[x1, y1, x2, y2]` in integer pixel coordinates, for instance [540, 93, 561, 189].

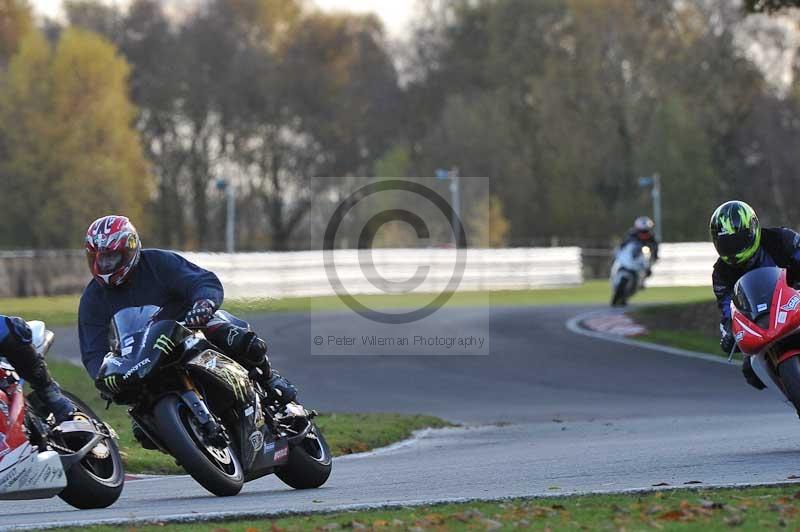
[733, 267, 780, 325]
[110, 306, 161, 354]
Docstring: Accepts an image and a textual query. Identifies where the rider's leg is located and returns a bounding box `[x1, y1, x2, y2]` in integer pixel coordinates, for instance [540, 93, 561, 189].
[204, 313, 297, 403]
[0, 316, 74, 423]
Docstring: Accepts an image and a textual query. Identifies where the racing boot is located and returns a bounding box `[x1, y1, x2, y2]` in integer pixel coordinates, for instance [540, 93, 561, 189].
[0, 318, 74, 423]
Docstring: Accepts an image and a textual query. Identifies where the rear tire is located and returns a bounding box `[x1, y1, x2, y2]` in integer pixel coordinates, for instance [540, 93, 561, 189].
[153, 395, 243, 496]
[779, 357, 800, 413]
[57, 391, 124, 509]
[276, 424, 332, 489]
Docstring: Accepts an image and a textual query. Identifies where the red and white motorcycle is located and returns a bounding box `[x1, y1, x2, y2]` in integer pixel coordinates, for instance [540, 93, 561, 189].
[0, 320, 124, 508]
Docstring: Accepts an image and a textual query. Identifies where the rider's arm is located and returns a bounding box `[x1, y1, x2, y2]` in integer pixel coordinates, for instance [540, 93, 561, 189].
[712, 263, 733, 323]
[78, 290, 110, 379]
[648, 237, 659, 262]
[149, 250, 224, 309]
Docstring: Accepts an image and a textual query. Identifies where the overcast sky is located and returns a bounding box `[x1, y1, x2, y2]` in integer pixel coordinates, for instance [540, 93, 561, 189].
[29, 0, 416, 37]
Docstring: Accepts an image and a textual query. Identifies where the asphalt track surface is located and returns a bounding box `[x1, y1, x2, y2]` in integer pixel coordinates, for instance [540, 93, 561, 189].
[5, 305, 800, 529]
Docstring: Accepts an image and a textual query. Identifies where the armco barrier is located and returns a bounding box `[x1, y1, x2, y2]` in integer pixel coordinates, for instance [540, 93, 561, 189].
[647, 242, 715, 287]
[182, 247, 583, 299]
[0, 244, 714, 299]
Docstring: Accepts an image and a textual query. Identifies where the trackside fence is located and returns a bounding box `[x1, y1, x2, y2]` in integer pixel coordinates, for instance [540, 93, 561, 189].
[0, 244, 715, 299]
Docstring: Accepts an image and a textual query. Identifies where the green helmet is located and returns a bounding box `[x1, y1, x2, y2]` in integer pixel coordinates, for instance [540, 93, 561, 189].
[709, 200, 761, 265]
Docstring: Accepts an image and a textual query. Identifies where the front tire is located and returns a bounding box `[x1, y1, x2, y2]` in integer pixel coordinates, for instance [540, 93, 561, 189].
[57, 391, 124, 509]
[779, 357, 800, 412]
[153, 395, 243, 496]
[611, 277, 628, 307]
[276, 424, 332, 489]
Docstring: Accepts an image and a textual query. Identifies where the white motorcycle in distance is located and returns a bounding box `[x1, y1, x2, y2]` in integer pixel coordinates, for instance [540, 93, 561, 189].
[610, 241, 651, 307]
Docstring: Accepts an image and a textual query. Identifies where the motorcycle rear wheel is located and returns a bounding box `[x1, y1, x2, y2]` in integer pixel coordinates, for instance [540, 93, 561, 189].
[153, 395, 244, 496]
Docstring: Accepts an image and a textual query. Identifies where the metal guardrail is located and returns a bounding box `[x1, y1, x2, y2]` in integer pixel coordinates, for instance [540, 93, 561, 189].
[183, 247, 584, 299]
[0, 244, 715, 299]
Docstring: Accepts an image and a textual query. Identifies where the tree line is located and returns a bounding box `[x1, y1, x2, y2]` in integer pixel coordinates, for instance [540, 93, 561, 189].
[0, 0, 798, 250]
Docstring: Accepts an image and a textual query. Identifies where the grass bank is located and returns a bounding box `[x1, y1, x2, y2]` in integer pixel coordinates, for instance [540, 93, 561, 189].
[49, 361, 450, 474]
[61, 485, 800, 531]
[3, 281, 712, 327]
[630, 300, 723, 356]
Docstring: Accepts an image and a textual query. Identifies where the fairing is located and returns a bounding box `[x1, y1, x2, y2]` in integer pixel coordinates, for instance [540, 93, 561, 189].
[731, 268, 800, 356]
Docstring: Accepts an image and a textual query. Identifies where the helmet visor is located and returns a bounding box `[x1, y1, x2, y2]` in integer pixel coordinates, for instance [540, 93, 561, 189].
[717, 230, 757, 264]
[87, 250, 125, 275]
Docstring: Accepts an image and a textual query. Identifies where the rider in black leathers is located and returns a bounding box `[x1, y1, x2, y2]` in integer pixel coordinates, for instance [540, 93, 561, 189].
[709, 200, 800, 391]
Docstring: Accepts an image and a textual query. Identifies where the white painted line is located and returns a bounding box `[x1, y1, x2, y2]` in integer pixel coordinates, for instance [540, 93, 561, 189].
[565, 309, 740, 366]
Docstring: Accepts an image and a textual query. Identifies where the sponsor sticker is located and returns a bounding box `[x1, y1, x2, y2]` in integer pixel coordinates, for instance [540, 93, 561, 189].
[262, 442, 276, 456]
[244, 406, 254, 417]
[757, 303, 768, 312]
[735, 331, 744, 342]
[778, 311, 788, 324]
[782, 295, 800, 312]
[274, 447, 288, 461]
[249, 431, 264, 452]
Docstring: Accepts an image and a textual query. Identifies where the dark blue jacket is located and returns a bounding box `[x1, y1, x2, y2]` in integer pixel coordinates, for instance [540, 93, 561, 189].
[78, 249, 223, 378]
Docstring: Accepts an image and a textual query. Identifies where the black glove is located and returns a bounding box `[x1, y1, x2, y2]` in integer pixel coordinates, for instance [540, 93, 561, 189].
[185, 299, 216, 328]
[719, 319, 736, 354]
[267, 372, 298, 404]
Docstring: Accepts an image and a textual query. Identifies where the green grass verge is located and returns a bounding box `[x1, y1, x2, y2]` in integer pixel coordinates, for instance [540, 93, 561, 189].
[48, 361, 450, 474]
[2, 281, 712, 327]
[630, 300, 725, 357]
[59, 485, 800, 531]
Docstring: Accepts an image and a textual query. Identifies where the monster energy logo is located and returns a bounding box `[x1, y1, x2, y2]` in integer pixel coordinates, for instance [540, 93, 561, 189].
[220, 368, 246, 401]
[104, 375, 120, 394]
[154, 335, 175, 355]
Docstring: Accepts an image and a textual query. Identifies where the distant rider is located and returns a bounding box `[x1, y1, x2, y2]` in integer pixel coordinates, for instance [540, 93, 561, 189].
[78, 215, 297, 447]
[710, 200, 800, 391]
[0, 315, 74, 423]
[618, 216, 659, 281]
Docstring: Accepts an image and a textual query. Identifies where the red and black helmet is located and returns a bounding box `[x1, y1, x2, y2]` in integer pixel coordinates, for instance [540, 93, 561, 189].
[633, 216, 655, 241]
[85, 215, 141, 286]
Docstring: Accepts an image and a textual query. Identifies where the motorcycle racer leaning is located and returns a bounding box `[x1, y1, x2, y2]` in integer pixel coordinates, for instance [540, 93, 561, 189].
[710, 200, 800, 391]
[620, 216, 659, 275]
[0, 315, 75, 423]
[78, 215, 297, 448]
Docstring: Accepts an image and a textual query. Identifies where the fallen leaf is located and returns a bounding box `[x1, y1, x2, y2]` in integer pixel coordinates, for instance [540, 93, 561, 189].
[699, 499, 725, 510]
[483, 518, 503, 530]
[547, 486, 560, 491]
[658, 510, 686, 521]
[725, 514, 745, 527]
[683, 480, 703, 485]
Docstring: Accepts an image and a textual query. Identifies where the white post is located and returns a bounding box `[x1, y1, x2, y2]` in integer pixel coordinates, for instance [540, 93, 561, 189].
[226, 182, 236, 254]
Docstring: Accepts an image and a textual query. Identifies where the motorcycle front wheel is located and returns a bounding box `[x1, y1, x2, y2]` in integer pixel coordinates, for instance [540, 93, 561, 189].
[57, 391, 124, 509]
[276, 423, 332, 489]
[153, 394, 243, 496]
